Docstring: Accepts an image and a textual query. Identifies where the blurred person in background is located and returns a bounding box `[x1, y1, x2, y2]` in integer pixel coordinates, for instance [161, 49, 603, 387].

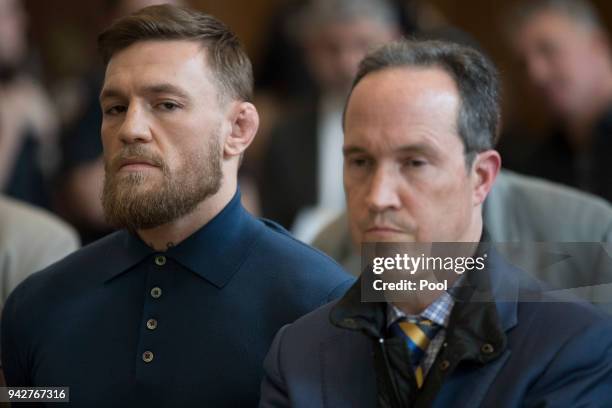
[0, 194, 79, 306]
[57, 0, 185, 244]
[258, 0, 399, 240]
[0, 0, 59, 209]
[509, 0, 612, 202]
[247, 0, 444, 180]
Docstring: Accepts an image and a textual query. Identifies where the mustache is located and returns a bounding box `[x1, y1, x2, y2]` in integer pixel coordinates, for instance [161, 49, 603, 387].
[359, 213, 415, 233]
[107, 146, 166, 173]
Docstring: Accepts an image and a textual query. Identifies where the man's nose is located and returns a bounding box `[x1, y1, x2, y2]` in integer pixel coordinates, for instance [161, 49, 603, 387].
[365, 166, 402, 213]
[119, 104, 152, 144]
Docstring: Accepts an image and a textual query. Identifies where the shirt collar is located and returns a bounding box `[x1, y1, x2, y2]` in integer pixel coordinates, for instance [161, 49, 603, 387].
[386, 274, 466, 329]
[104, 189, 262, 288]
[387, 291, 455, 329]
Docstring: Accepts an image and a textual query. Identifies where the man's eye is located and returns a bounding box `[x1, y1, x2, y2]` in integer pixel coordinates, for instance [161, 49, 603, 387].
[404, 159, 427, 168]
[158, 102, 180, 111]
[348, 157, 371, 168]
[104, 105, 126, 115]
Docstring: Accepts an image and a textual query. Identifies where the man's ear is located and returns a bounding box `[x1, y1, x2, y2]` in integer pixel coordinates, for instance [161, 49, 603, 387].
[471, 150, 501, 206]
[224, 102, 259, 158]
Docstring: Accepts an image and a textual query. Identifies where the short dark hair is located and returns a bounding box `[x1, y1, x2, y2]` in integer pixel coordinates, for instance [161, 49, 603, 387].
[98, 4, 253, 102]
[345, 39, 501, 165]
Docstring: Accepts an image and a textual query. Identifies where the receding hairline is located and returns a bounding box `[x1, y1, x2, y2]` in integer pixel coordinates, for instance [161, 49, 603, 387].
[343, 64, 460, 129]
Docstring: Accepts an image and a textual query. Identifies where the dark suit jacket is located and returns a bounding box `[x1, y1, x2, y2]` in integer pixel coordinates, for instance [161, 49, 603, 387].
[260, 107, 319, 229]
[260, 248, 612, 407]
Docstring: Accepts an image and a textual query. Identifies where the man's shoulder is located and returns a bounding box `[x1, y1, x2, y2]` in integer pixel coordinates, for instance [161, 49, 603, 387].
[1, 230, 128, 335]
[6, 231, 126, 302]
[249, 217, 354, 304]
[279, 299, 365, 348]
[517, 290, 612, 336]
[504, 277, 612, 372]
[0, 195, 79, 245]
[491, 170, 612, 240]
[511, 294, 612, 401]
[273, 301, 339, 353]
[499, 170, 611, 210]
[254, 217, 351, 277]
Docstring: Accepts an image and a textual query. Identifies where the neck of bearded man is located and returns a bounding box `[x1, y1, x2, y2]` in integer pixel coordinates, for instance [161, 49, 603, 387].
[137, 175, 237, 252]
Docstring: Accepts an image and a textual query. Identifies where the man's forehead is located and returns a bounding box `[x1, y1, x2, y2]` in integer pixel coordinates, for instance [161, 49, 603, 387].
[344, 67, 461, 151]
[346, 67, 459, 123]
[351, 66, 457, 103]
[103, 39, 211, 88]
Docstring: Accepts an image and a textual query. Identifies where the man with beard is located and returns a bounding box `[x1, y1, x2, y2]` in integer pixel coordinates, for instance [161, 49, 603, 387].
[0, 5, 352, 407]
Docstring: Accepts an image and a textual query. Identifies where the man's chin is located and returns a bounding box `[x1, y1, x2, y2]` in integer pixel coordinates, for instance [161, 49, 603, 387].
[361, 231, 416, 243]
[113, 172, 162, 189]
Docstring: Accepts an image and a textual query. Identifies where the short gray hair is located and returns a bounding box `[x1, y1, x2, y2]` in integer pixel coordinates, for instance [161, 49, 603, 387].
[509, 0, 603, 32]
[345, 39, 501, 165]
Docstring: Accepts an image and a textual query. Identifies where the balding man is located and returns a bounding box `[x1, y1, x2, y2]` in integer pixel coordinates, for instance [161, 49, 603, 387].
[260, 40, 612, 408]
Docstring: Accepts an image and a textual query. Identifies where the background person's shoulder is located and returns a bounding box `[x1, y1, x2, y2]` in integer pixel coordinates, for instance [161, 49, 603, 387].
[5, 230, 128, 302]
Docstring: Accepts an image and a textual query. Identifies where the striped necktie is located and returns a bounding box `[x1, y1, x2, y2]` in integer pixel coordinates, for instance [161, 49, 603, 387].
[390, 318, 441, 388]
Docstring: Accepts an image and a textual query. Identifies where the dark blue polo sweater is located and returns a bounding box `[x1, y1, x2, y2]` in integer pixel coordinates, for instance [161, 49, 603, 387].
[1, 190, 353, 407]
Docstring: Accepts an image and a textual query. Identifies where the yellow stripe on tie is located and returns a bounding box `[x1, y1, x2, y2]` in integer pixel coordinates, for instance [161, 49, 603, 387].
[415, 366, 424, 388]
[399, 321, 429, 350]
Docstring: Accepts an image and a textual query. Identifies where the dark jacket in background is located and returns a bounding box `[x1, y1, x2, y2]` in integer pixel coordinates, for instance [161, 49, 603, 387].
[521, 105, 612, 203]
[259, 106, 319, 229]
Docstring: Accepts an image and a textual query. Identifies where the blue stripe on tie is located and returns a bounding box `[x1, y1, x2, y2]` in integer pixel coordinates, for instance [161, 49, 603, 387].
[390, 319, 440, 370]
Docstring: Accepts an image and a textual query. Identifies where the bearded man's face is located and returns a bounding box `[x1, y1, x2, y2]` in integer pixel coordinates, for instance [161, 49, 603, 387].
[99, 40, 228, 231]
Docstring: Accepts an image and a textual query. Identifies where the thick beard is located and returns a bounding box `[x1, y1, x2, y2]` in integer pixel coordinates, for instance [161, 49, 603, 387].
[101, 137, 222, 233]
